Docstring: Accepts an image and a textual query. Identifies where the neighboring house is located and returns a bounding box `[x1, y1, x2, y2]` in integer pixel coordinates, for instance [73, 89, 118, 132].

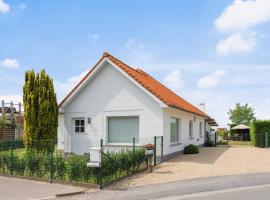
[58, 52, 216, 159]
[0, 106, 24, 140]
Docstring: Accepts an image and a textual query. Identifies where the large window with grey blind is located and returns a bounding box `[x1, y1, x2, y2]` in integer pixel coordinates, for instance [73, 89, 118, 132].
[108, 116, 139, 143]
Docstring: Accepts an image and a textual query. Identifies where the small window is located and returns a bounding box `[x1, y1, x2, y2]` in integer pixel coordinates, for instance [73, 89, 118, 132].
[74, 119, 85, 133]
[199, 122, 203, 137]
[170, 118, 179, 143]
[189, 120, 193, 139]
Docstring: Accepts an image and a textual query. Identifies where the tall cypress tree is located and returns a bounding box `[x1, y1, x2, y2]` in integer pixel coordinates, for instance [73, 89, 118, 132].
[23, 69, 58, 150]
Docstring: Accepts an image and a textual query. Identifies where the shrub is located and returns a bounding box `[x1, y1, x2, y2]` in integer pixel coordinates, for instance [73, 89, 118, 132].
[250, 120, 270, 147]
[184, 144, 199, 154]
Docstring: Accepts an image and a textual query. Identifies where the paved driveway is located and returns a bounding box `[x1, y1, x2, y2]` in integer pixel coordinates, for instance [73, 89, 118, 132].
[114, 146, 270, 188]
[0, 176, 85, 200]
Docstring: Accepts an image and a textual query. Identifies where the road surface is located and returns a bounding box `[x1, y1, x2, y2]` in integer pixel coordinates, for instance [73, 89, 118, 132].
[56, 172, 270, 200]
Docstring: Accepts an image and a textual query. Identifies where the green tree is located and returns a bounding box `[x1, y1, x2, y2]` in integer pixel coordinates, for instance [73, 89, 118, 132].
[228, 103, 255, 126]
[23, 70, 58, 150]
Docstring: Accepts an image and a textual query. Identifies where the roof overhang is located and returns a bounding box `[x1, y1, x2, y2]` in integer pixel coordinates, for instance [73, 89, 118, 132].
[206, 118, 219, 126]
[169, 105, 210, 119]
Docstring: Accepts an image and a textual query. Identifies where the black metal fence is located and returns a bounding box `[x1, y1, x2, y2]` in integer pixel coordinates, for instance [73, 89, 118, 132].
[0, 136, 163, 189]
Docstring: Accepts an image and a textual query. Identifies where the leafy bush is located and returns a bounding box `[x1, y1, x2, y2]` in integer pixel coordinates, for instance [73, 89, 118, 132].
[250, 120, 270, 147]
[184, 144, 199, 154]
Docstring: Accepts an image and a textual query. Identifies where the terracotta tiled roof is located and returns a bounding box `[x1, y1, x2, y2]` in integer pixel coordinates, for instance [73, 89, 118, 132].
[59, 52, 209, 118]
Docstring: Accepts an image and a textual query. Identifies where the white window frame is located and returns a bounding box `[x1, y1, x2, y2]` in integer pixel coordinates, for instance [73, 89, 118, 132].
[199, 122, 203, 137]
[189, 120, 193, 139]
[170, 117, 179, 144]
[73, 118, 85, 133]
[107, 115, 139, 145]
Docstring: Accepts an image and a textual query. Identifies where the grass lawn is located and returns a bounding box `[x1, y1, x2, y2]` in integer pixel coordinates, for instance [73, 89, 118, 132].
[13, 148, 26, 158]
[228, 140, 251, 146]
[218, 140, 252, 146]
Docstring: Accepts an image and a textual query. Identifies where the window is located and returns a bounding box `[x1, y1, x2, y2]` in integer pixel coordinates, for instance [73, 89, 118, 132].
[170, 118, 179, 143]
[189, 120, 193, 139]
[108, 116, 139, 143]
[199, 122, 203, 137]
[74, 119, 85, 133]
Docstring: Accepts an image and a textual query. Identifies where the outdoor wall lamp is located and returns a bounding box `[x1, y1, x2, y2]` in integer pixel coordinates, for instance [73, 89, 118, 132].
[88, 117, 91, 124]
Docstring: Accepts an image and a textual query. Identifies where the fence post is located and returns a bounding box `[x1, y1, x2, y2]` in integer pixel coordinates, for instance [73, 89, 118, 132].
[227, 133, 229, 147]
[99, 139, 103, 190]
[49, 140, 54, 183]
[161, 136, 163, 162]
[265, 133, 269, 148]
[154, 136, 156, 166]
[215, 132, 217, 147]
[132, 137, 135, 174]
[10, 141, 13, 178]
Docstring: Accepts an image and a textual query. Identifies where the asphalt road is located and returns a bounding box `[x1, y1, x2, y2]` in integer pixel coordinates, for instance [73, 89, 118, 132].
[57, 173, 270, 200]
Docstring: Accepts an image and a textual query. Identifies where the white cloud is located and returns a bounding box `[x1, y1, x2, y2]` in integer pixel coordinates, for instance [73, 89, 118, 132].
[55, 70, 88, 101]
[163, 70, 184, 93]
[216, 32, 257, 55]
[0, 58, 20, 69]
[234, 77, 251, 85]
[254, 98, 270, 120]
[215, 0, 270, 32]
[125, 38, 144, 49]
[18, 3, 26, 11]
[121, 38, 154, 64]
[198, 70, 227, 89]
[215, 0, 270, 55]
[0, 0, 10, 14]
[90, 34, 100, 41]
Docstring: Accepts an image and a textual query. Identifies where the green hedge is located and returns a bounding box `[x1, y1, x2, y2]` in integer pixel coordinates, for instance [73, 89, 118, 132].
[250, 120, 270, 147]
[0, 147, 146, 185]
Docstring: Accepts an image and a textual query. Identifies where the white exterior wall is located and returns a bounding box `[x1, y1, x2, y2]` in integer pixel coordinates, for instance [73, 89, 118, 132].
[58, 62, 163, 155]
[163, 107, 206, 156]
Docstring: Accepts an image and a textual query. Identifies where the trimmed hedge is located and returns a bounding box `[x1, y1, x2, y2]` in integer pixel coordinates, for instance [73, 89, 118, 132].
[250, 120, 270, 147]
[184, 144, 199, 154]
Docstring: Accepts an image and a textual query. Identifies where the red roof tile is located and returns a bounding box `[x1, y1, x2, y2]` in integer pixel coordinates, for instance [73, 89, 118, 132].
[59, 52, 209, 118]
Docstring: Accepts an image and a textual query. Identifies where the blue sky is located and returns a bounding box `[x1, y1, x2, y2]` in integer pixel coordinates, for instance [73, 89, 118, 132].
[0, 0, 270, 127]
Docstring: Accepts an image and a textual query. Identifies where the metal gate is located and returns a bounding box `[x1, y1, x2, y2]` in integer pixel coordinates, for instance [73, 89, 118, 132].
[154, 136, 163, 165]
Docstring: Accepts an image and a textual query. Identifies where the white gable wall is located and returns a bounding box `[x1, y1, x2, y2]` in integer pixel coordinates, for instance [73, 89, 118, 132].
[58, 62, 163, 154]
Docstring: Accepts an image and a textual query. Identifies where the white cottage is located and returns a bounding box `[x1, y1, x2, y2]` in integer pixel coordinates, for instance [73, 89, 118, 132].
[58, 52, 216, 159]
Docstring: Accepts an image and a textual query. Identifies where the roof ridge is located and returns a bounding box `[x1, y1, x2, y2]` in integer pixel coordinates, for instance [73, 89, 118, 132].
[60, 51, 210, 118]
[104, 52, 207, 116]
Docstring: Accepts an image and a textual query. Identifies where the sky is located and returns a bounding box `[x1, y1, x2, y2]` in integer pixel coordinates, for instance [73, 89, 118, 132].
[0, 0, 270, 127]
